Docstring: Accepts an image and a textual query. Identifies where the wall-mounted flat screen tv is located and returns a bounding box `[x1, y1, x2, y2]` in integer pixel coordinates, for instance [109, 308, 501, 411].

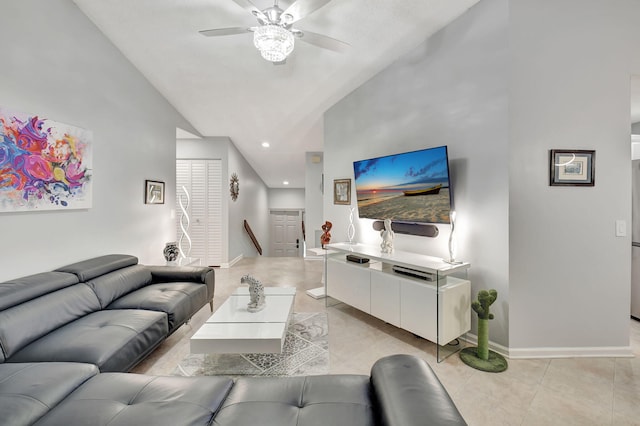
[353, 146, 453, 224]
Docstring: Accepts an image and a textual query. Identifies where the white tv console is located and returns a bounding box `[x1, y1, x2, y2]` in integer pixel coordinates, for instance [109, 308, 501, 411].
[324, 243, 471, 361]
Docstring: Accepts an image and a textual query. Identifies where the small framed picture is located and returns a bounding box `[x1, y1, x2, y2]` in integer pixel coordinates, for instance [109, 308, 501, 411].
[333, 178, 351, 205]
[549, 150, 595, 186]
[145, 180, 165, 204]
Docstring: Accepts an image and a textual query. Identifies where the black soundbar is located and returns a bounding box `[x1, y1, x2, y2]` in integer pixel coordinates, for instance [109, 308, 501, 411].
[346, 254, 370, 264]
[372, 220, 439, 237]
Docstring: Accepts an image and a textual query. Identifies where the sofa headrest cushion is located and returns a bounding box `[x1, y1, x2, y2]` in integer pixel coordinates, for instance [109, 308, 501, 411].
[56, 255, 139, 282]
[0, 272, 79, 311]
[0, 284, 101, 360]
[85, 265, 152, 309]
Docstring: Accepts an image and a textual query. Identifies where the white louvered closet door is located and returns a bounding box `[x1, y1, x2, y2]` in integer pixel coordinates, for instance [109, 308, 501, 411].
[176, 159, 222, 266]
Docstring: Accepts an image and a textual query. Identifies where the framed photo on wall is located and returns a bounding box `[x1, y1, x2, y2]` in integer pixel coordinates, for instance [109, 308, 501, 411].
[145, 180, 165, 204]
[333, 178, 351, 205]
[549, 149, 595, 186]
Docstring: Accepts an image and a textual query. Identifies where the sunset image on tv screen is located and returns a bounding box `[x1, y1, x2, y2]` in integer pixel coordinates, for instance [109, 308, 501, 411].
[352, 146, 452, 224]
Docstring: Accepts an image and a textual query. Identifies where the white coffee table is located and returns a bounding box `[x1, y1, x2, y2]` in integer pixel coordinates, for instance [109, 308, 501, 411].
[190, 286, 296, 354]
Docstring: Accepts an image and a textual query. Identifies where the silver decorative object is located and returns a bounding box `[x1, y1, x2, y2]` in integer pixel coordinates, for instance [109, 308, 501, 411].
[163, 242, 179, 262]
[241, 274, 266, 313]
[347, 207, 355, 244]
[178, 185, 192, 259]
[380, 218, 394, 254]
[445, 211, 462, 264]
[230, 173, 239, 201]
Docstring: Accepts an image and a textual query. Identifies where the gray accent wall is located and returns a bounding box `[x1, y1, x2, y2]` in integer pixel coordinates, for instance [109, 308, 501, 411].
[228, 142, 270, 261]
[325, 0, 640, 356]
[324, 0, 510, 346]
[633, 122, 640, 135]
[508, 0, 640, 355]
[0, 0, 198, 281]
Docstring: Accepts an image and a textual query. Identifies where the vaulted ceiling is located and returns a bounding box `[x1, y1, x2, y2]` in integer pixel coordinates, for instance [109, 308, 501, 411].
[74, 0, 481, 187]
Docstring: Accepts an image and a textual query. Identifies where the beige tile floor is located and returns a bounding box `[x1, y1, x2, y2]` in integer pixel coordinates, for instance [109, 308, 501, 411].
[132, 257, 640, 426]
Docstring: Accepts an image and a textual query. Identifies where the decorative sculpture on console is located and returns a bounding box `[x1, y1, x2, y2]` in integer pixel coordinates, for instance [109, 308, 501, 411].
[320, 221, 332, 248]
[178, 185, 192, 259]
[347, 207, 356, 244]
[380, 219, 394, 253]
[241, 274, 266, 313]
[163, 242, 179, 262]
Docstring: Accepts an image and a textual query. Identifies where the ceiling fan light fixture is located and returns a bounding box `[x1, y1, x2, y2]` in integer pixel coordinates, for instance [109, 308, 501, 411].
[253, 24, 294, 62]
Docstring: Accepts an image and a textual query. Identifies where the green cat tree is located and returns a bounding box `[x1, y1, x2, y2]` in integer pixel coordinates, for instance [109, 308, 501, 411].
[460, 289, 508, 372]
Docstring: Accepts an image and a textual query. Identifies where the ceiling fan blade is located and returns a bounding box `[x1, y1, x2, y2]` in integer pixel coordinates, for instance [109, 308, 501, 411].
[293, 29, 349, 53]
[230, 0, 268, 22]
[199, 27, 253, 37]
[281, 0, 333, 24]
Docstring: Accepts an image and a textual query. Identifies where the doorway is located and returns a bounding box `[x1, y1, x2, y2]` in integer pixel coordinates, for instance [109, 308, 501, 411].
[176, 159, 223, 266]
[631, 75, 640, 321]
[270, 210, 303, 257]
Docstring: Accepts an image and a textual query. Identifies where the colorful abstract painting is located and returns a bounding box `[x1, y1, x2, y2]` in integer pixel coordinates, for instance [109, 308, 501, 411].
[0, 107, 92, 212]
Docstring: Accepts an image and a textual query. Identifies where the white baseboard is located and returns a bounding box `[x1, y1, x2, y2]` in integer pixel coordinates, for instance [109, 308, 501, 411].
[221, 254, 243, 269]
[507, 346, 633, 359]
[462, 333, 633, 359]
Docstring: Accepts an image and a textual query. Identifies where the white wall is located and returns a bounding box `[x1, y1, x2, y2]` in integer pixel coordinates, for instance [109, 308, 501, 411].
[0, 0, 198, 281]
[508, 0, 640, 356]
[177, 138, 228, 159]
[228, 143, 270, 261]
[305, 152, 324, 249]
[268, 189, 305, 209]
[324, 0, 640, 356]
[324, 0, 510, 345]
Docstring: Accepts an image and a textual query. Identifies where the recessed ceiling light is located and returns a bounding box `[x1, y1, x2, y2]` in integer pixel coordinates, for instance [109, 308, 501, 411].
[283, 181, 289, 185]
[261, 142, 270, 148]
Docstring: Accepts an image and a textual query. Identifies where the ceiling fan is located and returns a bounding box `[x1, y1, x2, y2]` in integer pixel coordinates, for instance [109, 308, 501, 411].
[199, 0, 349, 64]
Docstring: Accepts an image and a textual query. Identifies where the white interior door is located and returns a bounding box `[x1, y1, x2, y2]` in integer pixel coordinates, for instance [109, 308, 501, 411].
[270, 211, 301, 257]
[176, 159, 222, 266]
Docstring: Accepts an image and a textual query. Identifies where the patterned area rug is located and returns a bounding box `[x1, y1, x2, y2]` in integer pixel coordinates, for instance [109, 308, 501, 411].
[174, 312, 328, 377]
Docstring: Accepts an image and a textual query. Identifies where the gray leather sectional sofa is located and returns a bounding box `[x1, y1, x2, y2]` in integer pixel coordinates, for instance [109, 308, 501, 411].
[1, 355, 466, 426]
[0, 254, 214, 372]
[0, 254, 467, 425]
